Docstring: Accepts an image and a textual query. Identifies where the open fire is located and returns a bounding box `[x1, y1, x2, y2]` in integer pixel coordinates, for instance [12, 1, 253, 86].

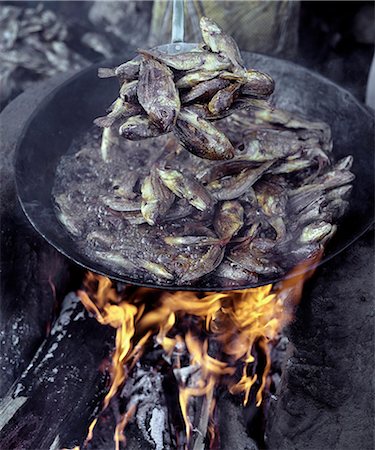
[76, 252, 320, 449]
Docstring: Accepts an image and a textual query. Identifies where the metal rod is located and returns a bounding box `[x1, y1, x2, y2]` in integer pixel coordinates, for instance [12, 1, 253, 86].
[171, 0, 184, 43]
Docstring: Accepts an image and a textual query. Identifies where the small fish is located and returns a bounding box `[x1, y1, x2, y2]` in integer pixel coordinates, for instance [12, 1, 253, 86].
[271, 159, 312, 174]
[141, 168, 175, 225]
[294, 197, 325, 225]
[321, 199, 349, 221]
[137, 57, 180, 131]
[160, 199, 195, 223]
[54, 194, 85, 237]
[288, 186, 324, 215]
[253, 108, 332, 151]
[119, 80, 138, 102]
[317, 169, 355, 190]
[93, 250, 137, 270]
[102, 196, 141, 212]
[98, 59, 140, 82]
[175, 70, 222, 89]
[208, 161, 274, 200]
[100, 127, 120, 161]
[232, 98, 273, 113]
[289, 165, 354, 212]
[174, 108, 234, 160]
[208, 83, 241, 115]
[325, 185, 353, 201]
[200, 17, 244, 68]
[240, 129, 301, 162]
[333, 155, 353, 171]
[214, 260, 258, 284]
[137, 260, 174, 280]
[228, 243, 281, 275]
[181, 78, 230, 104]
[164, 235, 221, 247]
[241, 70, 275, 98]
[119, 115, 164, 140]
[214, 201, 244, 241]
[138, 48, 231, 72]
[249, 237, 277, 256]
[177, 245, 225, 284]
[121, 210, 148, 225]
[197, 160, 257, 184]
[86, 230, 116, 249]
[157, 168, 214, 211]
[299, 221, 334, 244]
[94, 98, 143, 128]
[281, 242, 322, 268]
[109, 172, 139, 199]
[56, 209, 83, 237]
[267, 216, 287, 241]
[255, 179, 288, 217]
[183, 100, 269, 121]
[301, 147, 331, 177]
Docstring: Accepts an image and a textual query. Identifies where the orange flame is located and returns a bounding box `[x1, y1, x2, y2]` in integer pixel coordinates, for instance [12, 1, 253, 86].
[78, 252, 321, 448]
[114, 404, 137, 450]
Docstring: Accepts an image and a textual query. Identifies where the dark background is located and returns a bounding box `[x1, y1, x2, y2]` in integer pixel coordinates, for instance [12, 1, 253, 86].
[1, 1, 374, 109]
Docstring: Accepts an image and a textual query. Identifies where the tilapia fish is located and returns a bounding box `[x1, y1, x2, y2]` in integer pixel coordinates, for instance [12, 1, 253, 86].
[181, 78, 230, 104]
[200, 16, 244, 69]
[94, 98, 143, 128]
[214, 260, 259, 284]
[157, 168, 214, 212]
[137, 58, 180, 132]
[98, 59, 140, 82]
[174, 108, 234, 160]
[141, 168, 175, 225]
[119, 80, 138, 102]
[240, 129, 302, 162]
[228, 241, 282, 276]
[175, 70, 222, 89]
[214, 201, 244, 242]
[119, 115, 164, 140]
[139, 48, 232, 72]
[240, 70, 275, 98]
[208, 83, 241, 115]
[208, 161, 274, 200]
[176, 245, 225, 284]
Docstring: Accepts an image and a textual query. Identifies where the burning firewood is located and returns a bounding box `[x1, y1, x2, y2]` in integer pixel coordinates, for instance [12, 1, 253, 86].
[72, 261, 315, 448]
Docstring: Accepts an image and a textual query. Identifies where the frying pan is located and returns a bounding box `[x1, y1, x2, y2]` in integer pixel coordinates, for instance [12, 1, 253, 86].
[14, 3, 374, 290]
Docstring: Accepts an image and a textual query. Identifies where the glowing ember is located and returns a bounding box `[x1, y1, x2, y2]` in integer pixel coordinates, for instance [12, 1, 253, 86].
[78, 254, 321, 448]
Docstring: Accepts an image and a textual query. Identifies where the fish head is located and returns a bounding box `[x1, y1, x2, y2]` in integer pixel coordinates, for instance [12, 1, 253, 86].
[149, 104, 178, 132]
[200, 17, 222, 37]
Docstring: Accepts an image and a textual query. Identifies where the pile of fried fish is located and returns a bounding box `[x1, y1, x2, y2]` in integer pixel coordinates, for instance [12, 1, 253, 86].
[95, 17, 274, 160]
[55, 17, 355, 287]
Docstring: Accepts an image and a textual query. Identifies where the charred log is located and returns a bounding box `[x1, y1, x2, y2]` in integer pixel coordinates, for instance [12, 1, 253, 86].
[0, 293, 115, 449]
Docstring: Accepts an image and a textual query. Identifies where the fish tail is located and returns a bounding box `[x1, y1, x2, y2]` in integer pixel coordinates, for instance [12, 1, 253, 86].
[138, 48, 159, 60]
[98, 67, 116, 78]
[93, 115, 116, 128]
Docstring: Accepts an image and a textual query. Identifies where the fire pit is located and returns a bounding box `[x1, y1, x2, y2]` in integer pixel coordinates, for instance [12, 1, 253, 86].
[1, 6, 374, 448]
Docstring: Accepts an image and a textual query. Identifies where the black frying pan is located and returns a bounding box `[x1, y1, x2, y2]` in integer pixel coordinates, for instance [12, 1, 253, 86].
[15, 50, 375, 291]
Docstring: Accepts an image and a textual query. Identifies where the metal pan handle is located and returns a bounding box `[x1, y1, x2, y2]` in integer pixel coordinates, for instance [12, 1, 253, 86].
[171, 0, 184, 43]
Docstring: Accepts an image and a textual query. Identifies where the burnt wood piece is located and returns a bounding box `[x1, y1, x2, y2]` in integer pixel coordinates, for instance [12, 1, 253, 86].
[0, 293, 115, 449]
[0, 72, 83, 399]
[265, 231, 374, 450]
